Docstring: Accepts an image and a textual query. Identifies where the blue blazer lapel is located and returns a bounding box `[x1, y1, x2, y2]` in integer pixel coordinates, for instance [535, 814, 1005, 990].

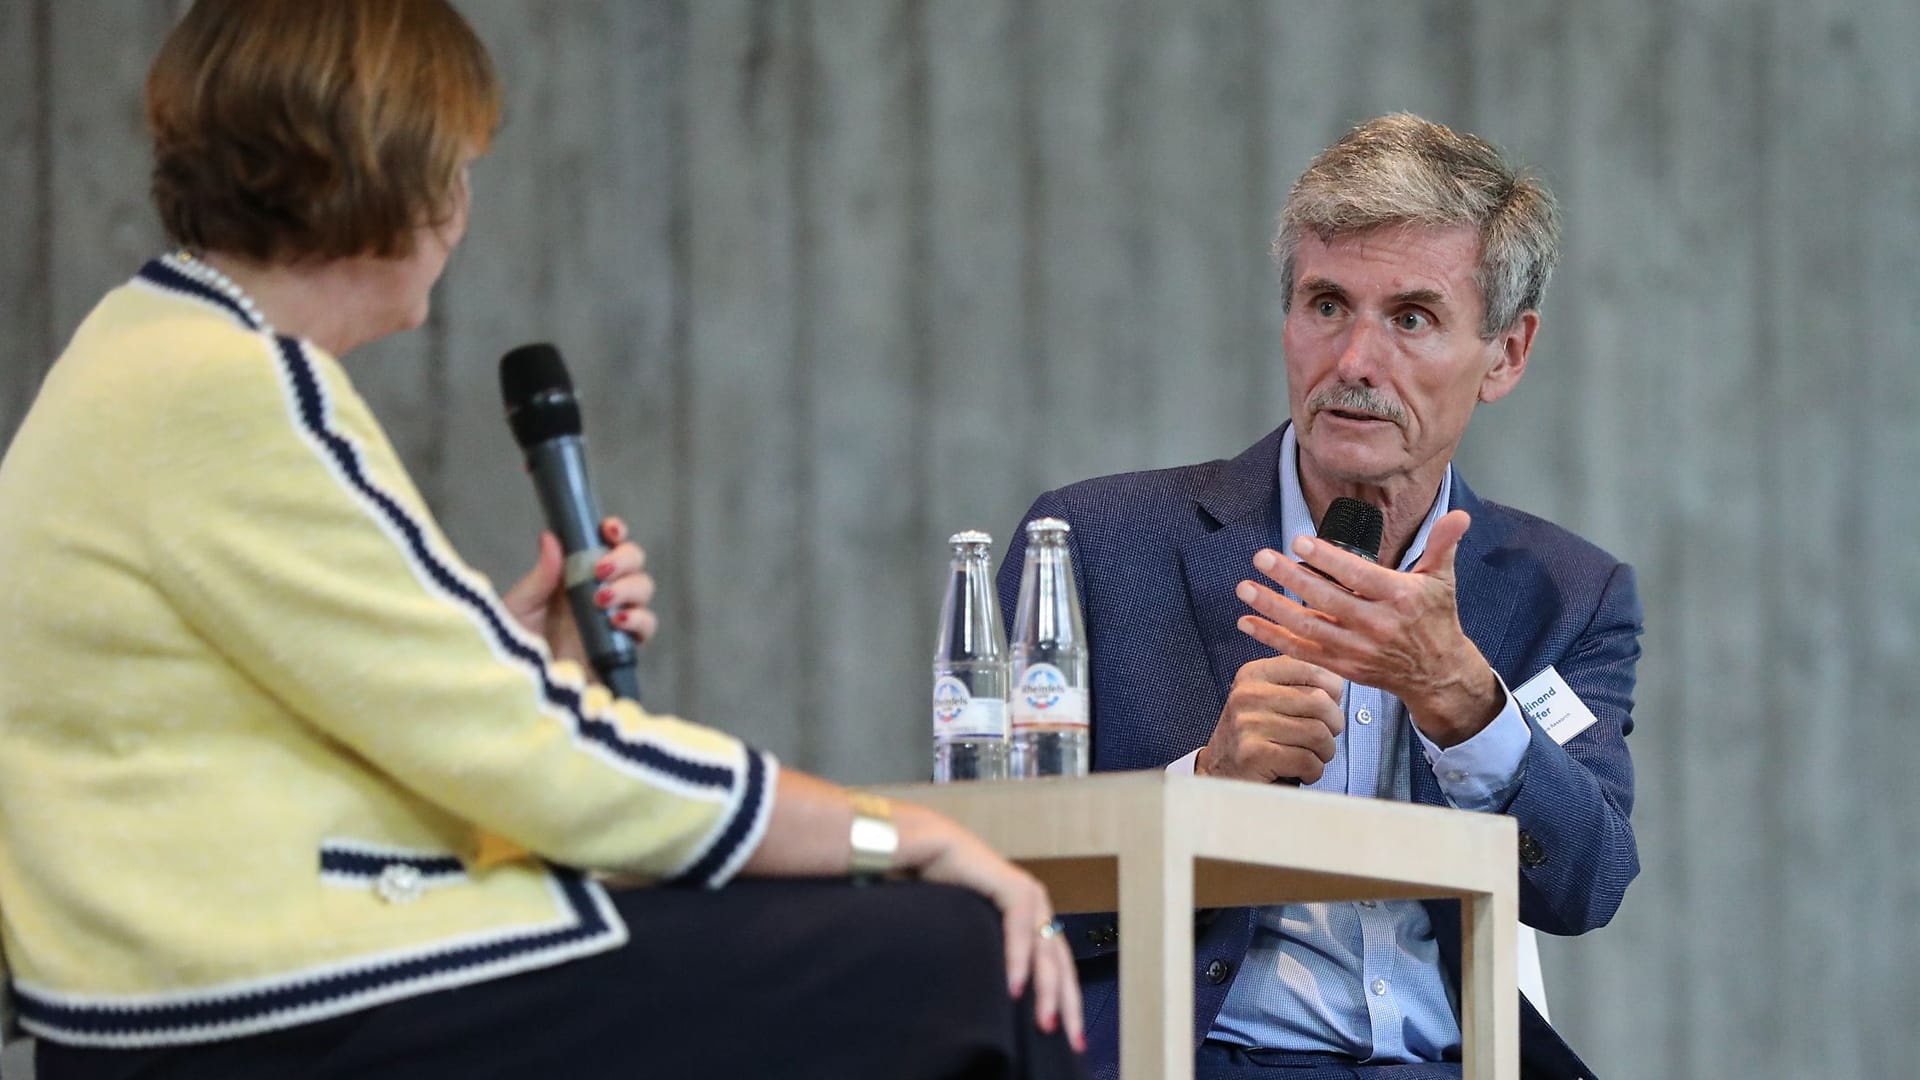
[1179, 429, 1288, 707]
[1449, 475, 1527, 681]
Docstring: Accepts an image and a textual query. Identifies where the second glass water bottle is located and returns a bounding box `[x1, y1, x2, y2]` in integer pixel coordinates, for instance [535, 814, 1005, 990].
[1009, 518, 1090, 777]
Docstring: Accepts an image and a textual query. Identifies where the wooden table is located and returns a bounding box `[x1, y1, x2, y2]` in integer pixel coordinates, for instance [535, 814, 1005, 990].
[868, 771, 1517, 1080]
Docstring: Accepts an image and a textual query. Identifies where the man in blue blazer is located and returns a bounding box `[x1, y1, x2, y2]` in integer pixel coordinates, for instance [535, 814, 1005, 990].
[999, 115, 1640, 1079]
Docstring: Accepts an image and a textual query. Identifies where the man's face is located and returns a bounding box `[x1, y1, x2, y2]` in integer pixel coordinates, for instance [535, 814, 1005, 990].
[1283, 224, 1533, 492]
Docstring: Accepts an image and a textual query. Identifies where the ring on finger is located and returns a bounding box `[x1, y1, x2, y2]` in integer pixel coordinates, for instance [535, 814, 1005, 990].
[1036, 918, 1062, 941]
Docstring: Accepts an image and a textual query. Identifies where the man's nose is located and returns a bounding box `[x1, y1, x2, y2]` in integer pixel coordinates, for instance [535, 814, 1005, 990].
[1333, 317, 1388, 384]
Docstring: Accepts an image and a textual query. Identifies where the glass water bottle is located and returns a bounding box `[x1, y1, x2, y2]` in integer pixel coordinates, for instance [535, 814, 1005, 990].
[1008, 518, 1090, 777]
[932, 530, 1010, 781]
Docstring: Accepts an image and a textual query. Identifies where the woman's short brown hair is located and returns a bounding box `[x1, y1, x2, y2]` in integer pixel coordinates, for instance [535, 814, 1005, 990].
[147, 0, 501, 263]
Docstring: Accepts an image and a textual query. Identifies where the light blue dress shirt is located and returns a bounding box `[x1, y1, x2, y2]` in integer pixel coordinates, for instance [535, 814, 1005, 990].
[1202, 426, 1532, 1063]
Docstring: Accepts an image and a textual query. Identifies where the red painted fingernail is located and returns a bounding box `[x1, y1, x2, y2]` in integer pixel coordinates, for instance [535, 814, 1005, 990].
[595, 561, 613, 580]
[613, 611, 629, 626]
[595, 588, 613, 606]
[1073, 1033, 1086, 1054]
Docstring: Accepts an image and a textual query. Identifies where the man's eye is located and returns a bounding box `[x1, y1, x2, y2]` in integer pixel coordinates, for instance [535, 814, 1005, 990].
[1316, 299, 1339, 317]
[1394, 311, 1431, 331]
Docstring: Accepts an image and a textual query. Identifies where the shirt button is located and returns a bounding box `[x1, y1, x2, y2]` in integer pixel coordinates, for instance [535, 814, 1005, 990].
[1518, 830, 1548, 869]
[1358, 900, 1378, 909]
[1446, 770, 1468, 782]
[1205, 959, 1232, 984]
[1355, 708, 1373, 725]
[1371, 978, 1389, 996]
[375, 864, 424, 905]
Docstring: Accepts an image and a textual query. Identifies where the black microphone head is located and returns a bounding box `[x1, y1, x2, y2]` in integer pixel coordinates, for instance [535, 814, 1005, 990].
[1317, 497, 1384, 563]
[500, 343, 582, 447]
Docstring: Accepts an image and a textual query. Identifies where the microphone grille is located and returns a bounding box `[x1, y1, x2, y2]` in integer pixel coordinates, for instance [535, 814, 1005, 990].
[499, 343, 581, 447]
[499, 343, 573, 411]
[1317, 497, 1384, 562]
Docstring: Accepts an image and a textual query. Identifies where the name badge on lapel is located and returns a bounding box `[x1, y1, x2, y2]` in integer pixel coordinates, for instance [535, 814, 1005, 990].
[1514, 666, 1602, 745]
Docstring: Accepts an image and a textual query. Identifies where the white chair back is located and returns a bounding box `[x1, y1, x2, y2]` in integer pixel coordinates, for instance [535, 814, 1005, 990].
[1517, 924, 1550, 1022]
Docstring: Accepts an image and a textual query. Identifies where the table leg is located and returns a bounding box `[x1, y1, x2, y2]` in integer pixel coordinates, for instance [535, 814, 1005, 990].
[1116, 819, 1192, 1080]
[1459, 886, 1519, 1080]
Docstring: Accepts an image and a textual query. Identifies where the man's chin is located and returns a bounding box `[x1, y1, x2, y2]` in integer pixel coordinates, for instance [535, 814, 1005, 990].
[1298, 431, 1406, 487]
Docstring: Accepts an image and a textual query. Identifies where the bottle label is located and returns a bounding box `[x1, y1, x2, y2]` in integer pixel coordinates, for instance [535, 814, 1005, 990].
[1010, 663, 1088, 731]
[934, 676, 1007, 739]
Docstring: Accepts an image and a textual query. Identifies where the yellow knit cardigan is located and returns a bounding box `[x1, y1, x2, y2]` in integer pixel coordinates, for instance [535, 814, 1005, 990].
[0, 256, 776, 1048]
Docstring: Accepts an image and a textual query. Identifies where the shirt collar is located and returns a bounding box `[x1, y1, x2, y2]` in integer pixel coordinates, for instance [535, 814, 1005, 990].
[1277, 423, 1453, 573]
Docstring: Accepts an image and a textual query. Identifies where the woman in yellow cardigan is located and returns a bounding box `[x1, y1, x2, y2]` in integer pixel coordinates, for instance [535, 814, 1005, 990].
[0, 2, 1081, 1077]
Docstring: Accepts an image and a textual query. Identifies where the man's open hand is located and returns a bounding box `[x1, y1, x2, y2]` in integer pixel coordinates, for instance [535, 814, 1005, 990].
[1233, 509, 1502, 747]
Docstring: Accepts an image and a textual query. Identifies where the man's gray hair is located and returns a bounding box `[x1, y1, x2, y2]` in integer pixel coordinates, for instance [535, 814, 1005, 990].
[1274, 113, 1561, 339]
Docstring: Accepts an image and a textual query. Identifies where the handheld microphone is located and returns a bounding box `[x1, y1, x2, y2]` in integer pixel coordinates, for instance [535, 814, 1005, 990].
[499, 343, 640, 701]
[1268, 498, 1383, 789]
[1310, 497, 1384, 589]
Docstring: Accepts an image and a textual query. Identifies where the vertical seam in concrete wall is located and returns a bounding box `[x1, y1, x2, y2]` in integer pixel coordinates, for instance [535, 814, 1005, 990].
[1659, 4, 1702, 1070]
[790, 0, 821, 770]
[31, 0, 53, 366]
[1831, 17, 1875, 1073]
[1750, 1, 1782, 1071]
[421, 285, 449, 505]
[1120, 0, 1148, 455]
[669, 0, 697, 720]
[1015, 0, 1042, 500]
[1243, 1, 1271, 441]
[906, 0, 933, 595]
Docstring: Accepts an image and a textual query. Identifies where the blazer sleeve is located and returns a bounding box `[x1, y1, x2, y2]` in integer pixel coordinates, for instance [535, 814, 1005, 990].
[141, 335, 774, 889]
[1503, 560, 1643, 935]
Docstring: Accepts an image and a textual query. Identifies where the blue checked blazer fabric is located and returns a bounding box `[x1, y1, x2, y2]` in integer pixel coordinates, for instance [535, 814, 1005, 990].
[997, 425, 1642, 1080]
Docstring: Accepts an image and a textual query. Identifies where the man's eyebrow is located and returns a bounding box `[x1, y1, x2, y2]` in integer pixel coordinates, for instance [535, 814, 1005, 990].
[1296, 277, 1451, 310]
[1391, 287, 1447, 308]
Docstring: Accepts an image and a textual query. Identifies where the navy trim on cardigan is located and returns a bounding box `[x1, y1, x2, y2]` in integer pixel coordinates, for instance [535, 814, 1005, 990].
[136, 256, 263, 331]
[318, 845, 468, 881]
[13, 870, 615, 1043]
[664, 747, 769, 888]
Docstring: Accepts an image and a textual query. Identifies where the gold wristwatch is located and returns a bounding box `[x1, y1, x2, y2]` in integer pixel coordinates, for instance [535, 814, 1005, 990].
[848, 792, 899, 881]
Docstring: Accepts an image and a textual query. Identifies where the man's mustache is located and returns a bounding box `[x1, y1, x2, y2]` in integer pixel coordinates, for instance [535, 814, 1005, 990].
[1307, 385, 1407, 426]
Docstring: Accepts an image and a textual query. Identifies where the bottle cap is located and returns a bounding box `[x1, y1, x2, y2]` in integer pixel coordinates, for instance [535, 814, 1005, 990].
[948, 529, 994, 547]
[1024, 517, 1071, 538]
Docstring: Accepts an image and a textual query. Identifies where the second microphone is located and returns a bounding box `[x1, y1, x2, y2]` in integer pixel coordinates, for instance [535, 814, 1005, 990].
[499, 342, 641, 701]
